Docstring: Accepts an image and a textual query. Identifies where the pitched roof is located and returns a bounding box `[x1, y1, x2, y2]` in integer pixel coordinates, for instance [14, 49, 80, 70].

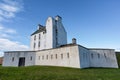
[31, 27, 46, 36]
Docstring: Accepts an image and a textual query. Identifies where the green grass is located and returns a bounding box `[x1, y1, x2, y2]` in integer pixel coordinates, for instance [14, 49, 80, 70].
[0, 65, 120, 80]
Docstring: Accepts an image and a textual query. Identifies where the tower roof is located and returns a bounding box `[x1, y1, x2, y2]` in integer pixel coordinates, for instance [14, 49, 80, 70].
[31, 27, 46, 36]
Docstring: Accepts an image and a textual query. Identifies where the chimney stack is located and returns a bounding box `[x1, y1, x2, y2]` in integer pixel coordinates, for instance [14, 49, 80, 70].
[72, 38, 77, 44]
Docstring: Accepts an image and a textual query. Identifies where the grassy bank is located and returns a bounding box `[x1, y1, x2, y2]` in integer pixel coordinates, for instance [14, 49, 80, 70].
[0, 66, 120, 80]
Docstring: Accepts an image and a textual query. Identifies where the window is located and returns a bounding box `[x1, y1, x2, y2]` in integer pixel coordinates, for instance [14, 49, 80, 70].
[91, 53, 93, 59]
[43, 31, 46, 34]
[67, 53, 69, 58]
[39, 56, 40, 60]
[30, 56, 32, 60]
[39, 34, 40, 40]
[46, 55, 48, 60]
[34, 43, 36, 48]
[42, 56, 44, 60]
[12, 57, 14, 62]
[51, 55, 53, 59]
[55, 54, 57, 59]
[56, 29, 58, 36]
[61, 54, 63, 59]
[34, 35, 36, 40]
[98, 54, 100, 58]
[38, 41, 40, 47]
[104, 53, 106, 58]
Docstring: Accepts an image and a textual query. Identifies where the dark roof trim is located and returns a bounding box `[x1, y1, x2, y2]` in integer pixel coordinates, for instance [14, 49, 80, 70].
[31, 27, 46, 36]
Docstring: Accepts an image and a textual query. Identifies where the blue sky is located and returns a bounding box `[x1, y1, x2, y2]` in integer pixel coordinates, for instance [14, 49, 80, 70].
[0, 0, 120, 56]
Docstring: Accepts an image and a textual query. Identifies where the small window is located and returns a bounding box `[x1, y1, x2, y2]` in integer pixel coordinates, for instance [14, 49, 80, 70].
[39, 34, 40, 40]
[43, 31, 46, 34]
[42, 56, 44, 60]
[51, 55, 53, 59]
[46, 55, 48, 60]
[30, 56, 32, 60]
[61, 54, 63, 59]
[12, 57, 14, 62]
[55, 54, 57, 59]
[98, 54, 100, 58]
[34, 35, 36, 40]
[39, 56, 40, 60]
[34, 43, 36, 48]
[91, 53, 93, 59]
[38, 41, 40, 47]
[67, 53, 69, 58]
[104, 53, 106, 58]
[56, 29, 58, 34]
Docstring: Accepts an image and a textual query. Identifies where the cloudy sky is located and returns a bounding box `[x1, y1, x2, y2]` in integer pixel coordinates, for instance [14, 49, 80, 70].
[0, 0, 120, 56]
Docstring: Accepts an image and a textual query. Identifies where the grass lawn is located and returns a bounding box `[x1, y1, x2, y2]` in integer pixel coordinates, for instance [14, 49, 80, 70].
[0, 65, 120, 80]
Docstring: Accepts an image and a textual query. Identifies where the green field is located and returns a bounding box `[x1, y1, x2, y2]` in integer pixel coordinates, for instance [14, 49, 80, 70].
[0, 65, 120, 80]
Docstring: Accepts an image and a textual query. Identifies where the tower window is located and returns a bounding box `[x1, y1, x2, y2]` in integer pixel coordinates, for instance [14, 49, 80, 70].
[34, 43, 36, 48]
[38, 41, 40, 47]
[34, 35, 36, 40]
[39, 34, 40, 40]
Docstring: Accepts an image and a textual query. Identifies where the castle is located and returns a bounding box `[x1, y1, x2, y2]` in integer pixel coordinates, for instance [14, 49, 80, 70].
[3, 16, 118, 68]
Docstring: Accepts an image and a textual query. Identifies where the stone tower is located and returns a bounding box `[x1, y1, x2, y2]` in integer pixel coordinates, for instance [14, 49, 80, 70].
[30, 15, 67, 50]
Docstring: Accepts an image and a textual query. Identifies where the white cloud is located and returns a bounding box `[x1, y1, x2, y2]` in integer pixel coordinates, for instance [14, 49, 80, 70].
[0, 24, 16, 33]
[0, 0, 28, 57]
[0, 0, 23, 21]
[0, 3, 19, 12]
[0, 38, 29, 51]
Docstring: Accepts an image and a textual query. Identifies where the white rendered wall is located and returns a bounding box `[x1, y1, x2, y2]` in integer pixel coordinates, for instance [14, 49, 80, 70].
[46, 17, 56, 49]
[30, 16, 67, 51]
[78, 46, 90, 68]
[2, 51, 36, 67]
[35, 45, 80, 68]
[30, 32, 46, 51]
[89, 49, 118, 68]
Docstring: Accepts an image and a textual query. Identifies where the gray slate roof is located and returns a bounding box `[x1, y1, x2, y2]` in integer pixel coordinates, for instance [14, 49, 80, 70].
[31, 27, 46, 36]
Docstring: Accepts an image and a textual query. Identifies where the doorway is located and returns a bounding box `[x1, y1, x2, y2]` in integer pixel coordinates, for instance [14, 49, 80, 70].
[18, 57, 25, 67]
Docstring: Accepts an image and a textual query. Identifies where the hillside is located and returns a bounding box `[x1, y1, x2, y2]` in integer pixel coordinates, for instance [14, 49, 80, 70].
[0, 66, 120, 80]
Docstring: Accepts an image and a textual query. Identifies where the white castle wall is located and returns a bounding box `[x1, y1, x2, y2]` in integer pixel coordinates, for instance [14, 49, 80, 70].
[35, 45, 80, 68]
[3, 51, 36, 67]
[89, 49, 118, 68]
[78, 45, 90, 68]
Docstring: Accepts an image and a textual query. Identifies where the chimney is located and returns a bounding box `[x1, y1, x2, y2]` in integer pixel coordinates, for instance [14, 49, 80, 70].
[55, 15, 62, 22]
[72, 38, 77, 44]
